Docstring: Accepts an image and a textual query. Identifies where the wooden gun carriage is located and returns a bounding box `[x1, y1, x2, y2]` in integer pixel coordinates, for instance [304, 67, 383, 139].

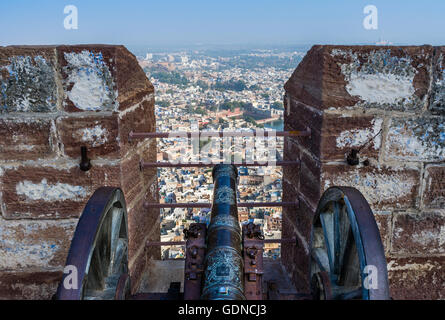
[55, 163, 390, 300]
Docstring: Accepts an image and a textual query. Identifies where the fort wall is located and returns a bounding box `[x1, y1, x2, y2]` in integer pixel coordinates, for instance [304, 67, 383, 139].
[282, 45, 445, 300]
[0, 45, 159, 299]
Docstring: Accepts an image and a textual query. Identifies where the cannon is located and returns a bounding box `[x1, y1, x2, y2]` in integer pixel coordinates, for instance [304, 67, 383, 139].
[55, 164, 390, 300]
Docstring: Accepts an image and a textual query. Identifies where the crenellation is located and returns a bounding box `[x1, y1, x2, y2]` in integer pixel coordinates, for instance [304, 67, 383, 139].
[283, 45, 445, 299]
[430, 47, 445, 114]
[0, 45, 158, 298]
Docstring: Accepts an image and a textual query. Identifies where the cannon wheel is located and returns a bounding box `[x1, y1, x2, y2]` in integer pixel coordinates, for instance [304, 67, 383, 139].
[56, 187, 130, 300]
[310, 187, 390, 300]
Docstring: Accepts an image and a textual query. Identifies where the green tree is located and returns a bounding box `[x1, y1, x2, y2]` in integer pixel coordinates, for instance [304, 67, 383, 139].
[212, 79, 247, 92]
[196, 80, 209, 90]
[157, 100, 171, 108]
[151, 71, 189, 86]
[271, 101, 284, 110]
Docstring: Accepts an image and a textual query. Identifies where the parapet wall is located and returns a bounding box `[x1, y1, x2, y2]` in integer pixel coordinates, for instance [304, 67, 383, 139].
[0, 45, 159, 299]
[282, 45, 445, 299]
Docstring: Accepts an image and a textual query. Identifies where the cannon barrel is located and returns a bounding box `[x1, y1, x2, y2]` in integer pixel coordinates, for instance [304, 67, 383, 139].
[201, 164, 245, 300]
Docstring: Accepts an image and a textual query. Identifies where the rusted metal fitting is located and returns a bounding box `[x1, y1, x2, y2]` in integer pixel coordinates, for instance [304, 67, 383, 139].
[79, 146, 92, 172]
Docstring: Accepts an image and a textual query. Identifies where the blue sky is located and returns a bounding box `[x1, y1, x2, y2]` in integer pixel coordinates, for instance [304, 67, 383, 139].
[0, 0, 444, 47]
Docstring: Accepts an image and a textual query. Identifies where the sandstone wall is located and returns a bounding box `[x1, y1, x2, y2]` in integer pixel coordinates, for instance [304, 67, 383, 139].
[0, 45, 159, 299]
[282, 45, 445, 299]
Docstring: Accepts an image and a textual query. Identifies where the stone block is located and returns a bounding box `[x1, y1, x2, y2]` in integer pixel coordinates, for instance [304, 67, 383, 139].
[57, 45, 154, 112]
[0, 163, 120, 219]
[56, 114, 119, 159]
[284, 46, 325, 109]
[114, 46, 154, 111]
[284, 98, 323, 158]
[0, 118, 53, 160]
[281, 193, 313, 295]
[118, 96, 156, 157]
[120, 142, 157, 206]
[0, 271, 62, 300]
[321, 114, 383, 161]
[282, 139, 300, 187]
[422, 165, 445, 209]
[127, 192, 160, 294]
[385, 117, 445, 162]
[0, 217, 76, 269]
[387, 257, 445, 300]
[321, 164, 420, 210]
[299, 152, 322, 208]
[0, 47, 58, 113]
[374, 212, 392, 254]
[392, 211, 445, 255]
[57, 46, 118, 112]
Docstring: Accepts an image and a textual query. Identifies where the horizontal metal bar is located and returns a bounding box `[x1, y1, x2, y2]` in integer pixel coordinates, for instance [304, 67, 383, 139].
[129, 128, 311, 140]
[144, 201, 299, 209]
[140, 160, 300, 169]
[145, 238, 296, 247]
[146, 241, 186, 247]
[244, 238, 297, 245]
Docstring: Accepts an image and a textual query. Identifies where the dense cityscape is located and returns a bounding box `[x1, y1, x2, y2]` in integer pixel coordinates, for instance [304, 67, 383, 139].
[134, 47, 307, 259]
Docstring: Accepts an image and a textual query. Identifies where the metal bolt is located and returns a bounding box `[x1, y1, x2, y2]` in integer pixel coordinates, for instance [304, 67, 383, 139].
[80, 146, 92, 172]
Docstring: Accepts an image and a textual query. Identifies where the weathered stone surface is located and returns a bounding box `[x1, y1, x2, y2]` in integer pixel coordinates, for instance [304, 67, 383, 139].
[387, 257, 445, 300]
[283, 45, 445, 299]
[423, 165, 445, 209]
[0, 47, 58, 113]
[284, 46, 326, 109]
[0, 163, 120, 219]
[282, 138, 300, 187]
[57, 45, 153, 112]
[285, 99, 383, 162]
[123, 144, 159, 286]
[285, 45, 434, 111]
[321, 115, 383, 161]
[0, 271, 62, 300]
[128, 245, 148, 294]
[385, 117, 445, 162]
[118, 96, 156, 157]
[57, 46, 118, 112]
[392, 211, 445, 255]
[114, 46, 154, 111]
[281, 189, 313, 295]
[328, 46, 432, 112]
[282, 179, 299, 270]
[299, 151, 322, 208]
[430, 47, 445, 114]
[127, 191, 159, 261]
[120, 140, 157, 205]
[374, 212, 391, 254]
[284, 97, 323, 158]
[127, 190, 160, 294]
[120, 154, 145, 207]
[56, 115, 119, 159]
[0, 45, 158, 300]
[0, 217, 76, 269]
[321, 164, 420, 210]
[0, 118, 53, 160]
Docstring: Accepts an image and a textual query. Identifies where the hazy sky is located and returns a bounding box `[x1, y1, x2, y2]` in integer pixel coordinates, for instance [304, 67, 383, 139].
[1, 0, 444, 47]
